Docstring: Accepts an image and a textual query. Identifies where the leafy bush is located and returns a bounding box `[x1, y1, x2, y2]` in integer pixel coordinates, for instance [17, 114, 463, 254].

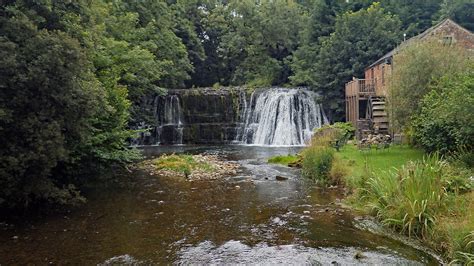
[448, 147, 474, 169]
[315, 122, 355, 151]
[332, 122, 356, 140]
[412, 67, 474, 153]
[0, 15, 102, 208]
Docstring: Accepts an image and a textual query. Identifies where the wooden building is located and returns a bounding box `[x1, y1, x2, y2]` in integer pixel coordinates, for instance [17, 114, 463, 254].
[345, 19, 474, 139]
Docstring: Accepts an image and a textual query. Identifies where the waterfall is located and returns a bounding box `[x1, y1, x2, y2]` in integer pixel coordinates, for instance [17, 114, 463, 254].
[132, 94, 184, 146]
[159, 95, 183, 144]
[236, 88, 327, 146]
[162, 95, 183, 126]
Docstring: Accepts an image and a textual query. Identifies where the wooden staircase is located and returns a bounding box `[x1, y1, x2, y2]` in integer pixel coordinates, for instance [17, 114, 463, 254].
[367, 96, 389, 135]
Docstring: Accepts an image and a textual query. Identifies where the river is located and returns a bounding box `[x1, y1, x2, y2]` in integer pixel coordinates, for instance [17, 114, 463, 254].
[0, 145, 438, 264]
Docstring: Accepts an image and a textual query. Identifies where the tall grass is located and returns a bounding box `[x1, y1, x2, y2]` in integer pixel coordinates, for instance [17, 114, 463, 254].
[359, 153, 474, 263]
[301, 130, 337, 184]
[153, 154, 213, 175]
[362, 154, 450, 238]
[301, 145, 334, 184]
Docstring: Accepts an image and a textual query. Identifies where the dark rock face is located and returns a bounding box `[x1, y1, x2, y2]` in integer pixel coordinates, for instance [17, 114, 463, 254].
[134, 88, 246, 145]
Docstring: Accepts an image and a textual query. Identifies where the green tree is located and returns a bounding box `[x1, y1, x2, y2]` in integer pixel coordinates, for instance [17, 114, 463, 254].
[290, 0, 344, 86]
[437, 0, 474, 31]
[0, 1, 143, 208]
[381, 0, 443, 36]
[119, 0, 193, 90]
[309, 3, 401, 121]
[170, 0, 206, 85]
[219, 0, 308, 86]
[0, 12, 100, 207]
[189, 1, 233, 87]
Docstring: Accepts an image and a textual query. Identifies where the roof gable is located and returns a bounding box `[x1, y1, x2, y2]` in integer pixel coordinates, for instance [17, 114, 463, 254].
[366, 19, 474, 69]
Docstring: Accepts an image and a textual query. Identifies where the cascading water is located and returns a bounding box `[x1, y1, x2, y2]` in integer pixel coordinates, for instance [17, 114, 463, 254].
[162, 95, 183, 126]
[132, 94, 184, 145]
[236, 88, 327, 146]
[157, 94, 183, 144]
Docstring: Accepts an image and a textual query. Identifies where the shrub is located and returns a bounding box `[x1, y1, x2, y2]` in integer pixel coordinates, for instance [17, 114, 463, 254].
[0, 16, 101, 208]
[412, 66, 474, 153]
[329, 158, 348, 185]
[448, 147, 474, 169]
[301, 145, 334, 184]
[333, 122, 356, 140]
[315, 122, 355, 151]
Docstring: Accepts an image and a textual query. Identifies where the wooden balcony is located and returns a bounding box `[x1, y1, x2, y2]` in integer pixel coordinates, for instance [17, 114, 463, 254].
[345, 78, 376, 127]
[345, 79, 375, 98]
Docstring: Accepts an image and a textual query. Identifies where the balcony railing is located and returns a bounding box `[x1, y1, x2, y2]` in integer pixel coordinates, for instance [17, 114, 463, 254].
[345, 79, 375, 97]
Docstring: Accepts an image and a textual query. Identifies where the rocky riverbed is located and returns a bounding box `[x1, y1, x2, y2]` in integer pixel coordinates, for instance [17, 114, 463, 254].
[138, 154, 240, 180]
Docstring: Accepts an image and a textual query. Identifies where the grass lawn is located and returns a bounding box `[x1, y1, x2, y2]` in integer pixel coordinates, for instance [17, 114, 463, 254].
[336, 143, 425, 180]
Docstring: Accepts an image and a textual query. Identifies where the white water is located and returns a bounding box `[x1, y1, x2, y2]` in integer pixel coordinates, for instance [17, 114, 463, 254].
[236, 88, 327, 146]
[162, 95, 183, 126]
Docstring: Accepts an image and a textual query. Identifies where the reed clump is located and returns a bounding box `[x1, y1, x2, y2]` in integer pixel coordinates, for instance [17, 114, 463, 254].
[357, 153, 473, 263]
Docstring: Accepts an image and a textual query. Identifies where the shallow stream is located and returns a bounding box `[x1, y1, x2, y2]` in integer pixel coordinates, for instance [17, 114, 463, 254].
[0, 145, 438, 264]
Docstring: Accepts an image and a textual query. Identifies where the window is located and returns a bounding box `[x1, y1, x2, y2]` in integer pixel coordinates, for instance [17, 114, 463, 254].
[443, 36, 453, 46]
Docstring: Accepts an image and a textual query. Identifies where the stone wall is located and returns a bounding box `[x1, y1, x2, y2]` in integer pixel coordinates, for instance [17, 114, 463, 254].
[135, 88, 246, 145]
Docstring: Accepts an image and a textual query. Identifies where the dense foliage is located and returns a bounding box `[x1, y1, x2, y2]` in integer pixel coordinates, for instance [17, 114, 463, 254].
[388, 41, 469, 133]
[387, 40, 473, 155]
[412, 66, 474, 153]
[0, 13, 100, 207]
[0, 1, 147, 208]
[291, 3, 402, 120]
[315, 122, 355, 150]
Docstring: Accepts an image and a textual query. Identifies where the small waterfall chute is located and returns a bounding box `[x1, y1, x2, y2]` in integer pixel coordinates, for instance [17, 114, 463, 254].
[158, 94, 183, 144]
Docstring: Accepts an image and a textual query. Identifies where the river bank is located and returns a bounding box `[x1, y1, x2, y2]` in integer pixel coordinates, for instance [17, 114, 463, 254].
[271, 138, 473, 264]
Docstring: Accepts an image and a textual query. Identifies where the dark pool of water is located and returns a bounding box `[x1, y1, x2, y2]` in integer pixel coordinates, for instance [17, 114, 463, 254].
[0, 145, 438, 264]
